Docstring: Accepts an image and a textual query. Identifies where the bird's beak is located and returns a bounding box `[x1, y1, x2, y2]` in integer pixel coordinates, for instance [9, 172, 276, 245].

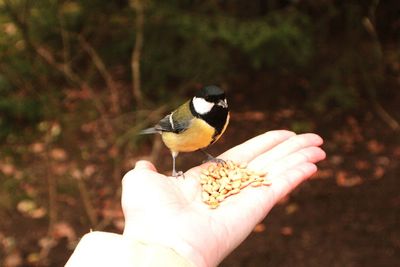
[217, 99, 228, 108]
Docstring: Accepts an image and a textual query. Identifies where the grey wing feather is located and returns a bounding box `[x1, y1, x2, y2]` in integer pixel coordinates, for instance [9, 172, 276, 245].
[155, 113, 191, 133]
[139, 127, 159, 135]
[173, 119, 192, 133]
[140, 111, 192, 135]
[139, 114, 174, 135]
[154, 114, 175, 132]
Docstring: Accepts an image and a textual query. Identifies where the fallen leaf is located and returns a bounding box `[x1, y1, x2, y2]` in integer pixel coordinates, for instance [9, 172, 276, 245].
[17, 200, 37, 214]
[253, 223, 266, 233]
[312, 169, 333, 179]
[50, 122, 62, 137]
[355, 160, 370, 170]
[0, 163, 16, 176]
[50, 148, 67, 161]
[52, 222, 76, 241]
[17, 200, 47, 218]
[38, 237, 56, 250]
[84, 165, 96, 177]
[31, 142, 45, 153]
[285, 203, 299, 215]
[26, 252, 40, 265]
[373, 166, 385, 179]
[3, 22, 17, 35]
[367, 140, 384, 154]
[70, 168, 82, 179]
[30, 207, 47, 219]
[280, 226, 293, 236]
[336, 171, 363, 187]
[4, 250, 23, 267]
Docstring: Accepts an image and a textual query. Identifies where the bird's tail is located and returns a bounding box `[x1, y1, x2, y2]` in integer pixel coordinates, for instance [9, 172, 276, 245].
[139, 127, 159, 135]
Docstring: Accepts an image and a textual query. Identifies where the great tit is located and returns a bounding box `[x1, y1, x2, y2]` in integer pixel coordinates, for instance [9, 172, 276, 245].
[140, 85, 230, 177]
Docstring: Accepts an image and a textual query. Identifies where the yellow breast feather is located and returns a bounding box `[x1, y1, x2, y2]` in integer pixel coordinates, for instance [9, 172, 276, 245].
[161, 118, 215, 153]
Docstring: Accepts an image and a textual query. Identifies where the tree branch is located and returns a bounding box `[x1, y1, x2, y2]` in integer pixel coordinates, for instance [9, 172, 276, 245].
[131, 0, 145, 108]
[360, 3, 400, 132]
[76, 176, 98, 227]
[78, 35, 121, 115]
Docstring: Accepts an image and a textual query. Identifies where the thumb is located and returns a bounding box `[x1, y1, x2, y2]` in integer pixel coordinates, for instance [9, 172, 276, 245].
[134, 160, 157, 172]
[121, 160, 157, 188]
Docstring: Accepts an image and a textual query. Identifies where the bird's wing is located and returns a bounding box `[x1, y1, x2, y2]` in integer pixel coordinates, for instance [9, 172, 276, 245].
[154, 114, 189, 133]
[154, 101, 193, 133]
[139, 127, 159, 134]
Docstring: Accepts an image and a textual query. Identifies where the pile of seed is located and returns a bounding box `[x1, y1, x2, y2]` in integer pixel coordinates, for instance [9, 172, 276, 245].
[200, 160, 271, 208]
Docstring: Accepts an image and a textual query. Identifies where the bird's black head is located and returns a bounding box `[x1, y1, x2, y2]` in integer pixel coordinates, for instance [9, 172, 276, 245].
[190, 85, 229, 135]
[195, 85, 225, 102]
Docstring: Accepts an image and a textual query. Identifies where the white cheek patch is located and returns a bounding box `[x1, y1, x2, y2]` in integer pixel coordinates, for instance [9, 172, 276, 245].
[218, 99, 228, 108]
[192, 97, 215, 115]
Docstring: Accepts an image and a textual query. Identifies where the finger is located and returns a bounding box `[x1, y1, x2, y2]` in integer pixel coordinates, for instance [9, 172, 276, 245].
[252, 146, 326, 175]
[218, 130, 296, 163]
[268, 162, 318, 203]
[212, 162, 318, 233]
[248, 133, 323, 169]
[134, 160, 157, 172]
[122, 160, 157, 187]
[232, 162, 318, 212]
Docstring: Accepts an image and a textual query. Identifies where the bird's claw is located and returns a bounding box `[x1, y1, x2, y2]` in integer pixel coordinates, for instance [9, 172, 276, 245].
[203, 157, 226, 165]
[172, 170, 185, 178]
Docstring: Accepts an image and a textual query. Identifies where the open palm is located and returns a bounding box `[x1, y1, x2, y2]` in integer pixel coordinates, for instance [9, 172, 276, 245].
[122, 130, 325, 267]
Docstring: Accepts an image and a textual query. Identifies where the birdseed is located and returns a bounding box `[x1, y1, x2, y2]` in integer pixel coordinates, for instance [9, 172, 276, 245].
[200, 160, 271, 208]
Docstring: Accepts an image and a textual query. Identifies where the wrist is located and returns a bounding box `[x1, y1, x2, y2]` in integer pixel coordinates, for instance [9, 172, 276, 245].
[129, 239, 197, 267]
[122, 230, 208, 267]
[66, 231, 198, 267]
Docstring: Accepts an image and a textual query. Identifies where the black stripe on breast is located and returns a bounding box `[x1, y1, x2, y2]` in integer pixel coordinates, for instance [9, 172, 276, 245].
[190, 100, 228, 135]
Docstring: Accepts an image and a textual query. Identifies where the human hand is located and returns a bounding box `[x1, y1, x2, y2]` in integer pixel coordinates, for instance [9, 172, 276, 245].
[121, 130, 326, 267]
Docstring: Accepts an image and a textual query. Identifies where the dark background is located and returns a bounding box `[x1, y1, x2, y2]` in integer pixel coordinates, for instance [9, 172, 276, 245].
[0, 0, 399, 266]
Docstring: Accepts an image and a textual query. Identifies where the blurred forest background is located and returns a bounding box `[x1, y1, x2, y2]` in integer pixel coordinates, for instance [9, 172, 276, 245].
[0, 0, 399, 266]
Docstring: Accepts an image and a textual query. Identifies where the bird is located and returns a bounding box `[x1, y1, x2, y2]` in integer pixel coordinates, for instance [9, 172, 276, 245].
[140, 85, 230, 177]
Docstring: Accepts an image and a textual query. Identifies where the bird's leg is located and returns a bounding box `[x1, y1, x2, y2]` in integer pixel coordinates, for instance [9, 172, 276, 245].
[171, 151, 184, 178]
[200, 149, 225, 164]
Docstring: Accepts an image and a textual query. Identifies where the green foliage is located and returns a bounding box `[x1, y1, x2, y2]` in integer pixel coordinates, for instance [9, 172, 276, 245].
[0, 0, 395, 139]
[0, 0, 393, 146]
[217, 10, 312, 69]
[141, 5, 313, 93]
[0, 92, 43, 139]
[309, 50, 362, 112]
